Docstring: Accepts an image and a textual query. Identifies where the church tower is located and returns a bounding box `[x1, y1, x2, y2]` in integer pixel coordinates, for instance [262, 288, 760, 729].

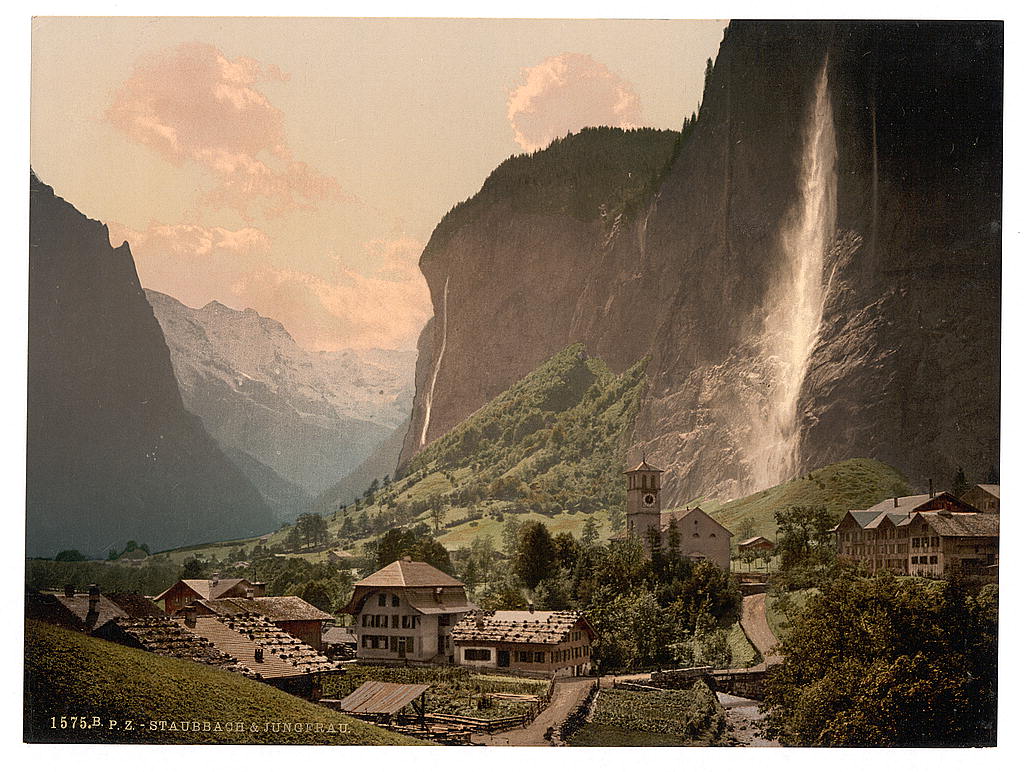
[624, 458, 663, 543]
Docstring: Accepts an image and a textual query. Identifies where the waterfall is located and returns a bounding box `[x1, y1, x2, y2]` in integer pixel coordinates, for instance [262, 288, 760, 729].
[747, 60, 837, 490]
[419, 275, 450, 447]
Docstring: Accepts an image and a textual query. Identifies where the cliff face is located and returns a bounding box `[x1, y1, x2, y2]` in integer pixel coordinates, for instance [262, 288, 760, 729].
[147, 289, 415, 507]
[400, 21, 1001, 506]
[27, 175, 277, 557]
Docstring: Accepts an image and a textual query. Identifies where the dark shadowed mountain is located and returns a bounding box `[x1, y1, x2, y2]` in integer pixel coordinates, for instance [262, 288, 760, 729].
[27, 173, 277, 557]
[399, 21, 1001, 507]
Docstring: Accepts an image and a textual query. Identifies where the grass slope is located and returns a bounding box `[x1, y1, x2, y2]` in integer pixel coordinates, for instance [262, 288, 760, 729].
[693, 458, 912, 543]
[24, 620, 429, 745]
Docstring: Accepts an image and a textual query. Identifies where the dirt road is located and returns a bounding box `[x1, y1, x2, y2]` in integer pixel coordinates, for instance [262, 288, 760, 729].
[740, 593, 783, 665]
[472, 677, 596, 746]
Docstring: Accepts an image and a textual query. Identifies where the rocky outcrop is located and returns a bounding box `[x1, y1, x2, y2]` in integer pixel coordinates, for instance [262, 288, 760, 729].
[27, 174, 276, 557]
[146, 290, 415, 506]
[400, 21, 1001, 505]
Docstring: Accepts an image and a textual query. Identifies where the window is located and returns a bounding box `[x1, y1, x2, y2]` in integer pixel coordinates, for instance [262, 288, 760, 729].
[361, 635, 371, 648]
[378, 594, 387, 607]
[391, 594, 400, 607]
[911, 556, 919, 564]
[465, 649, 491, 661]
[535, 652, 545, 663]
[362, 614, 368, 627]
[930, 555, 938, 564]
[518, 651, 532, 663]
[402, 615, 421, 629]
[438, 614, 452, 626]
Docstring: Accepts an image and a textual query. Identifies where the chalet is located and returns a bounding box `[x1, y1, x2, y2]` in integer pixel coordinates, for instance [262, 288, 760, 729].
[153, 575, 266, 614]
[340, 557, 476, 665]
[962, 483, 1000, 514]
[173, 595, 333, 650]
[737, 536, 775, 553]
[617, 460, 733, 571]
[833, 491, 999, 577]
[26, 584, 162, 632]
[452, 609, 596, 677]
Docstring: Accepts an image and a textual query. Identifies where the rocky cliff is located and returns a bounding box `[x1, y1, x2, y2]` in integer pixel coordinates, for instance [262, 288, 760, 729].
[27, 174, 277, 557]
[146, 290, 415, 508]
[399, 21, 1001, 506]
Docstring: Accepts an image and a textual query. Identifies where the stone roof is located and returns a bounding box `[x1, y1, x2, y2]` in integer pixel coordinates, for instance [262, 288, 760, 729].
[354, 559, 464, 588]
[913, 511, 1000, 537]
[189, 595, 333, 622]
[451, 610, 593, 646]
[177, 614, 339, 680]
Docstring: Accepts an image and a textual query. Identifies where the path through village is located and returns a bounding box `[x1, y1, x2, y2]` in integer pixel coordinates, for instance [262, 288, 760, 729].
[473, 593, 781, 746]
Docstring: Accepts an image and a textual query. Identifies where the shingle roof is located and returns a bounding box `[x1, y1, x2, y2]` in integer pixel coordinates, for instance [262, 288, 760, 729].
[913, 512, 1000, 537]
[738, 536, 774, 547]
[153, 578, 252, 602]
[177, 615, 339, 680]
[191, 596, 333, 622]
[50, 593, 126, 630]
[105, 592, 165, 618]
[866, 492, 977, 516]
[974, 484, 1000, 498]
[98, 617, 243, 672]
[451, 610, 593, 645]
[333, 681, 429, 715]
[322, 627, 357, 646]
[354, 559, 464, 588]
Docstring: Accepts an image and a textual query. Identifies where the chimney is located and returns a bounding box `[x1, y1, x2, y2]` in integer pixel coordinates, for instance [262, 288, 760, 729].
[893, 495, 899, 508]
[528, 602, 535, 614]
[254, 647, 264, 663]
[475, 614, 485, 630]
[184, 605, 197, 628]
[88, 584, 100, 613]
[64, 584, 75, 598]
[211, 573, 220, 587]
[929, 478, 934, 498]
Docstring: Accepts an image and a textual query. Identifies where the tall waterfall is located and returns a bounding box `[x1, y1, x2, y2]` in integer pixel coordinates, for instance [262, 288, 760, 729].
[419, 275, 450, 447]
[748, 60, 837, 490]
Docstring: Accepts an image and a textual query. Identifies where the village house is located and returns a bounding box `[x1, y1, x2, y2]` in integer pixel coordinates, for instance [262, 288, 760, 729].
[737, 535, 776, 553]
[617, 460, 733, 571]
[833, 491, 999, 577]
[26, 584, 163, 633]
[153, 575, 266, 614]
[962, 483, 1000, 514]
[451, 609, 596, 677]
[172, 595, 334, 650]
[340, 557, 477, 664]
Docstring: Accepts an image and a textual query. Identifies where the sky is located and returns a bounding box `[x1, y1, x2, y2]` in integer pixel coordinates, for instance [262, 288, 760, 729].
[30, 17, 727, 351]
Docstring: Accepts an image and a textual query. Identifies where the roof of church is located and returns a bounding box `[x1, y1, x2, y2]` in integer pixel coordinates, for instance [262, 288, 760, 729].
[625, 459, 664, 473]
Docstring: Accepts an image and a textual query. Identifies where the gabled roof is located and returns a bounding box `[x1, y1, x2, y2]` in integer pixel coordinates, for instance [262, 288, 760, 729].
[662, 507, 734, 536]
[153, 578, 251, 602]
[452, 610, 595, 645]
[907, 511, 1000, 537]
[973, 484, 1000, 498]
[864, 512, 908, 529]
[105, 592, 165, 618]
[738, 536, 774, 546]
[187, 595, 333, 622]
[866, 492, 977, 516]
[49, 593, 126, 630]
[354, 559, 463, 588]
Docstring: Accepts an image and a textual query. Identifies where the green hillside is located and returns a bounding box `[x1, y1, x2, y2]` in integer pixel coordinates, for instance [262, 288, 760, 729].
[693, 458, 913, 542]
[24, 620, 429, 745]
[325, 344, 647, 550]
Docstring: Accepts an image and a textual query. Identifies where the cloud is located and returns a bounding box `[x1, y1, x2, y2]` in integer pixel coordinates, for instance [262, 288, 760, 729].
[230, 237, 431, 351]
[108, 221, 271, 259]
[507, 53, 642, 152]
[107, 42, 344, 218]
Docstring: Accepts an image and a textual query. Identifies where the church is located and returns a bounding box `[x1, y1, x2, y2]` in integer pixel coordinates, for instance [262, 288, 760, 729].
[621, 459, 733, 572]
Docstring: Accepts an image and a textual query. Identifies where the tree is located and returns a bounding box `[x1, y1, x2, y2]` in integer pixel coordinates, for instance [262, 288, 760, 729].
[581, 516, 600, 547]
[553, 531, 580, 571]
[297, 580, 333, 614]
[428, 494, 445, 532]
[609, 509, 625, 534]
[951, 467, 969, 497]
[737, 517, 757, 541]
[774, 505, 835, 571]
[501, 514, 523, 557]
[762, 576, 997, 747]
[55, 549, 87, 562]
[514, 521, 558, 589]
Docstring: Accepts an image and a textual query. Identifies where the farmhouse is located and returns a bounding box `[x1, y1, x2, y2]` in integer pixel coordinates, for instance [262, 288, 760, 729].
[617, 460, 733, 571]
[340, 557, 476, 664]
[737, 536, 775, 553]
[962, 483, 1000, 514]
[173, 595, 333, 650]
[452, 609, 596, 677]
[153, 575, 266, 614]
[834, 491, 999, 576]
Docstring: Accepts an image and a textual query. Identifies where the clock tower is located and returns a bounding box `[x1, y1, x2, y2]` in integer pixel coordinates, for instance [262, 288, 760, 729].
[624, 458, 663, 541]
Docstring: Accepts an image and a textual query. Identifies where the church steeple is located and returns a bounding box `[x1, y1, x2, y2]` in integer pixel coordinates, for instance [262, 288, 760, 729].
[624, 457, 663, 538]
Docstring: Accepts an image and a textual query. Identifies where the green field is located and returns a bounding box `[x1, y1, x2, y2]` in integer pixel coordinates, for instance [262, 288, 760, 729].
[24, 620, 429, 745]
[568, 683, 725, 746]
[692, 458, 912, 544]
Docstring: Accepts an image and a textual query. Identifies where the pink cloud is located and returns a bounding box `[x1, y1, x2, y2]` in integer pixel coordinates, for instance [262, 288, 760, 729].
[507, 53, 642, 152]
[229, 237, 430, 351]
[107, 43, 345, 218]
[108, 221, 271, 259]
